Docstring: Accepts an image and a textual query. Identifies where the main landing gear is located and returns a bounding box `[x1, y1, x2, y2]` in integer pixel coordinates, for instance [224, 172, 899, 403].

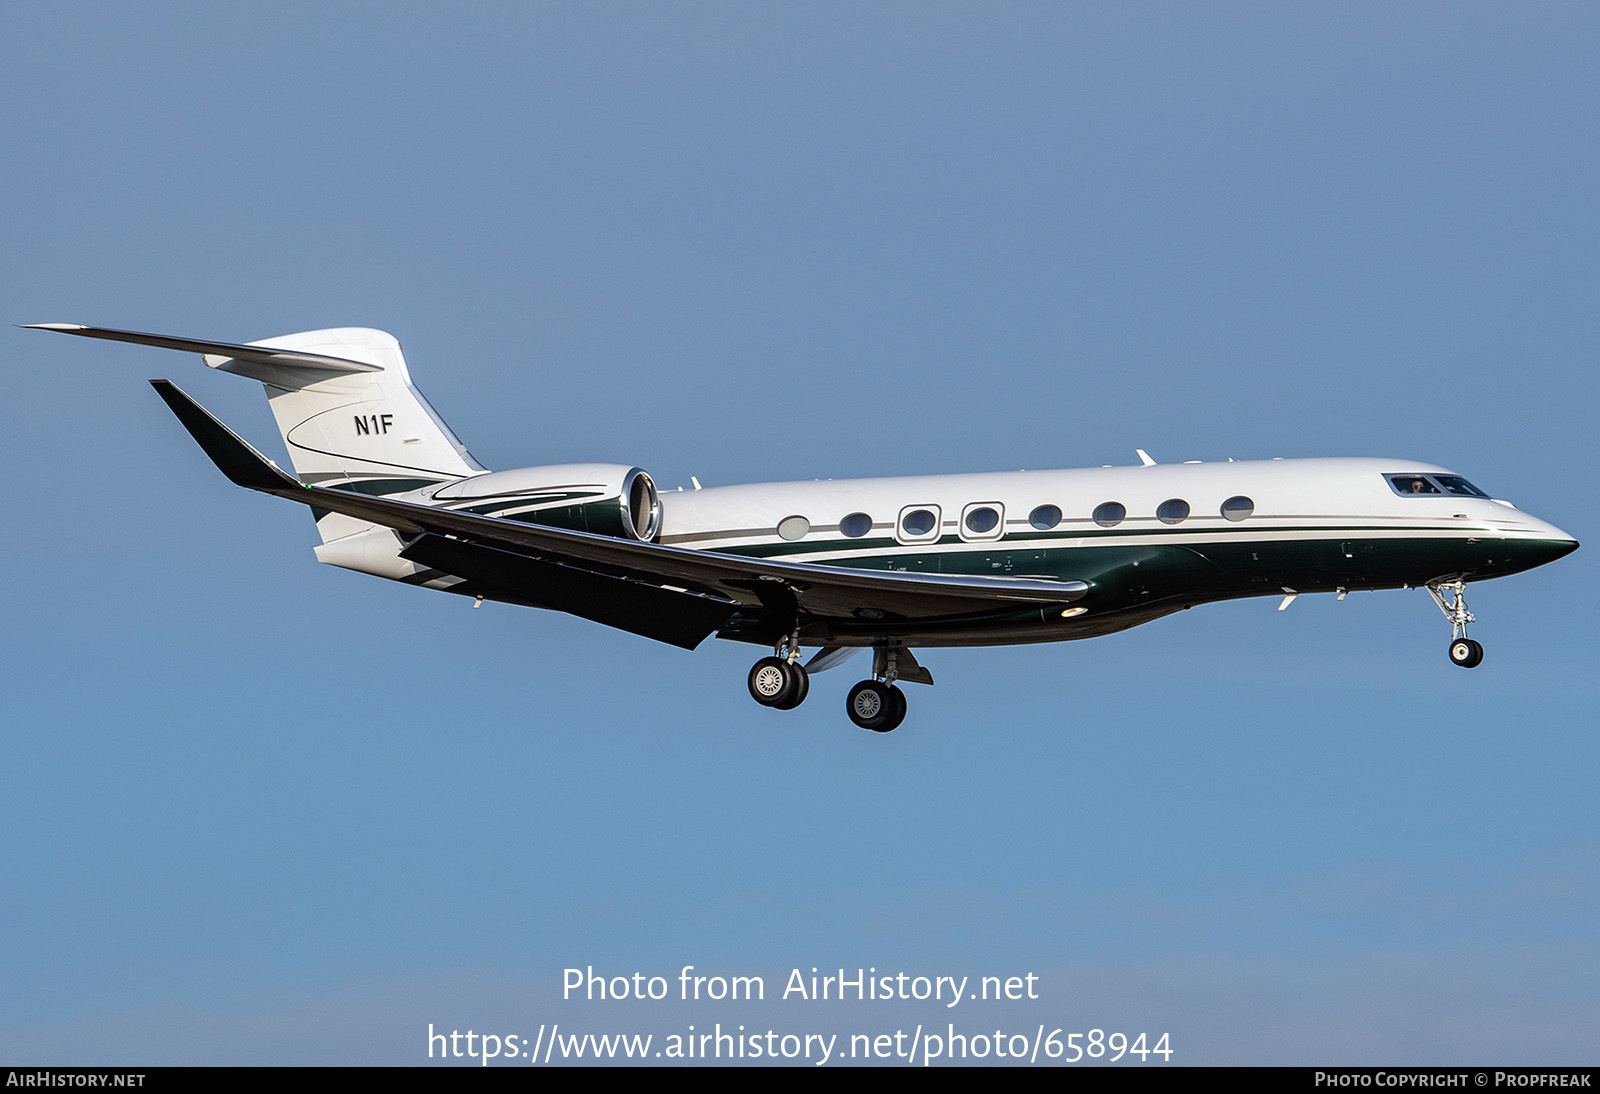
[846, 679, 906, 733]
[746, 639, 912, 731]
[1428, 579, 1484, 669]
[747, 653, 809, 710]
[845, 644, 910, 732]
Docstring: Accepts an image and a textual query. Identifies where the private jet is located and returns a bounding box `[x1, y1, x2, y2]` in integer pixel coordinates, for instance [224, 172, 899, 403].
[29, 323, 1579, 732]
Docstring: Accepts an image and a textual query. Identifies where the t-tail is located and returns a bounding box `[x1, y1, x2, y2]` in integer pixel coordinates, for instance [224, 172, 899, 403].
[24, 324, 485, 554]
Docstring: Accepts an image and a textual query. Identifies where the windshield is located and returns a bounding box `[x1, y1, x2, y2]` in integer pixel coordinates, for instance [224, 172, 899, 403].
[1435, 475, 1490, 498]
[1386, 473, 1491, 499]
[1388, 475, 1441, 495]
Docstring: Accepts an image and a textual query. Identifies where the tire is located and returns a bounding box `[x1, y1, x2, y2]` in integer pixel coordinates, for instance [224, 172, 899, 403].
[774, 661, 810, 710]
[1449, 638, 1484, 669]
[844, 678, 908, 729]
[847, 680, 894, 730]
[877, 685, 907, 732]
[748, 657, 796, 706]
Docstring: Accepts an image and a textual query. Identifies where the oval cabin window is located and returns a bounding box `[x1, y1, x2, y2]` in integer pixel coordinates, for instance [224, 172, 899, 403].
[839, 512, 873, 538]
[1093, 501, 1126, 528]
[1029, 504, 1062, 530]
[901, 508, 938, 537]
[1220, 496, 1254, 522]
[1157, 499, 1190, 525]
[964, 506, 1000, 535]
[777, 515, 811, 541]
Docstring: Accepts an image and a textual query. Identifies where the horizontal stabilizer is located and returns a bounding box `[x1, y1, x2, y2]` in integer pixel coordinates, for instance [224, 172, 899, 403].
[24, 324, 381, 373]
[31, 319, 492, 520]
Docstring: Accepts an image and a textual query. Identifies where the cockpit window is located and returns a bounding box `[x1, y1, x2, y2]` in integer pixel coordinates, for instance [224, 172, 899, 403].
[1388, 475, 1442, 496]
[1435, 475, 1490, 498]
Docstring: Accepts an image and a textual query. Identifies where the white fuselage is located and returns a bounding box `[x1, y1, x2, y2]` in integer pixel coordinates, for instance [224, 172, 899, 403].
[655, 457, 1570, 563]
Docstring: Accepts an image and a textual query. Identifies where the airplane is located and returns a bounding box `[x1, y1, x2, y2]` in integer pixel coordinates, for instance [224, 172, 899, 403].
[28, 323, 1579, 732]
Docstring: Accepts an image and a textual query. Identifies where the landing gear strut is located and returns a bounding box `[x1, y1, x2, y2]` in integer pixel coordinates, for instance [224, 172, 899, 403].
[1428, 580, 1484, 669]
[748, 637, 920, 730]
[747, 634, 809, 710]
[846, 644, 909, 732]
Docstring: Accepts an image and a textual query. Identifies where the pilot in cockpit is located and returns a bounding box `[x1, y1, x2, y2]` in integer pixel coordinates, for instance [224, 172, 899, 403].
[1397, 476, 1439, 495]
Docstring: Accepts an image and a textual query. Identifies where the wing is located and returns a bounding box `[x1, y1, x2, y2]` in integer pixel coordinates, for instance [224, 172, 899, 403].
[149, 380, 1088, 647]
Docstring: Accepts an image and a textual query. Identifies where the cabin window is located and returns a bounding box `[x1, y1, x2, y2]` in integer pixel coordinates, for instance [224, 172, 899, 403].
[1220, 495, 1254, 522]
[961, 503, 1004, 541]
[1157, 499, 1190, 525]
[1093, 501, 1126, 528]
[777, 515, 810, 541]
[839, 512, 873, 538]
[899, 506, 941, 541]
[964, 507, 999, 534]
[1388, 475, 1442, 496]
[1029, 504, 1062, 530]
[1435, 475, 1490, 498]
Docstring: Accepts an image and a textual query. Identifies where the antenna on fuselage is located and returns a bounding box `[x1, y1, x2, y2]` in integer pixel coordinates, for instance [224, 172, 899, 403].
[1136, 449, 1156, 467]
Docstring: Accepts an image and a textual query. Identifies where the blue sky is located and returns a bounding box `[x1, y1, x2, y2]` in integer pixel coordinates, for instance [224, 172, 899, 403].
[2, 2, 1596, 1065]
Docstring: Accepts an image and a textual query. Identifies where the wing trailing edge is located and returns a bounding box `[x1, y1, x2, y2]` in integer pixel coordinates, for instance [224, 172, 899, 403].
[398, 534, 738, 649]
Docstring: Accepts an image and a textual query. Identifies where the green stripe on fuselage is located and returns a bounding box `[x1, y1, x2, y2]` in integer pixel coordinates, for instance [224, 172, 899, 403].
[326, 477, 445, 497]
[712, 523, 1471, 560]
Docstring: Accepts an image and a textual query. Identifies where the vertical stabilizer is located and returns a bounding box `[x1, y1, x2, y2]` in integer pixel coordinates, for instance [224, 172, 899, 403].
[208, 327, 485, 549]
[26, 322, 487, 551]
[202, 327, 483, 493]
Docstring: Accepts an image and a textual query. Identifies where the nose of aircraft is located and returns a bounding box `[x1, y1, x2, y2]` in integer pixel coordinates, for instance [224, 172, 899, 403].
[1536, 535, 1581, 566]
[1502, 512, 1579, 573]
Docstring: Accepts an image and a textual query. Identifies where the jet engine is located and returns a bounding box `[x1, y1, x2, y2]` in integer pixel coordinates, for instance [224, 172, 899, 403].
[428, 463, 662, 541]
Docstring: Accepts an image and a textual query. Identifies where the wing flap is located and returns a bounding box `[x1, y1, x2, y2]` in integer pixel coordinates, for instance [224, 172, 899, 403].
[398, 533, 738, 650]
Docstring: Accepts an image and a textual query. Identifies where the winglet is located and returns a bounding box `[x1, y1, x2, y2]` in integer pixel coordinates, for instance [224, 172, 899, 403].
[147, 380, 303, 494]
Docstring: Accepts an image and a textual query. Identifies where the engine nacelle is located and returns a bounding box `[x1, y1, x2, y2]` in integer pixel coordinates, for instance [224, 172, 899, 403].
[428, 462, 661, 541]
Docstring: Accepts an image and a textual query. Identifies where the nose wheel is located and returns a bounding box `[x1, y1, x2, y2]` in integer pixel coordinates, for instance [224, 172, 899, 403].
[1429, 580, 1485, 669]
[1449, 637, 1484, 668]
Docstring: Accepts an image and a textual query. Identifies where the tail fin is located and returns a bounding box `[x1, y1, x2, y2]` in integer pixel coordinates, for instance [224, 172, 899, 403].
[27, 323, 486, 547]
[208, 327, 484, 491]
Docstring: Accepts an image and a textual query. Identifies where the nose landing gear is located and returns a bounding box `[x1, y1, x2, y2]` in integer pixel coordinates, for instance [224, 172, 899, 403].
[1429, 580, 1484, 669]
[1449, 637, 1484, 668]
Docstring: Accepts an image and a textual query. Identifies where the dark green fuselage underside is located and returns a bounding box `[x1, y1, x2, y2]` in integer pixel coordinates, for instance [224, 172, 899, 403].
[709, 529, 1574, 648]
